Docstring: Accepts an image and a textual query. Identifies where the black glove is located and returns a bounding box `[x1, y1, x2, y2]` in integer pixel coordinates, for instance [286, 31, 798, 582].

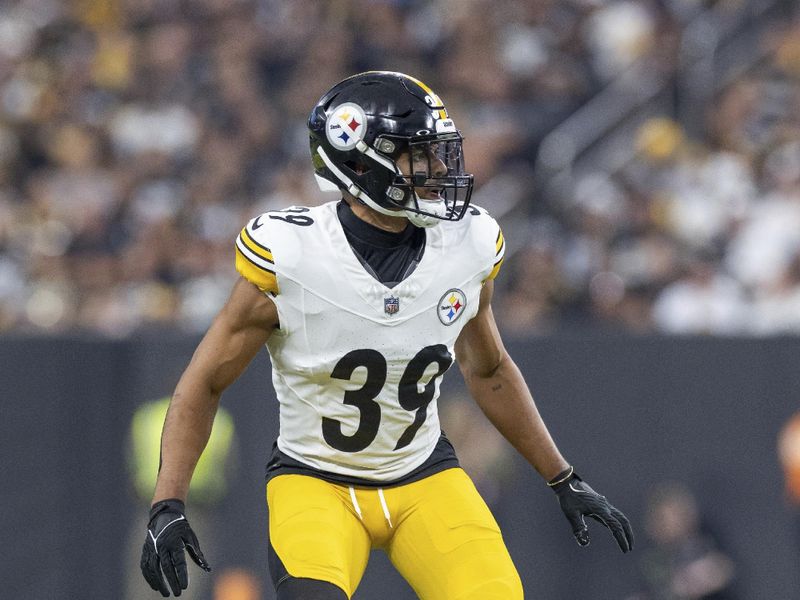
[549, 467, 634, 553]
[140, 499, 211, 597]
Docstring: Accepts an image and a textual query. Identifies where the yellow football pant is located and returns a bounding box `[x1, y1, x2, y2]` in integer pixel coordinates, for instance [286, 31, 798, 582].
[266, 468, 523, 599]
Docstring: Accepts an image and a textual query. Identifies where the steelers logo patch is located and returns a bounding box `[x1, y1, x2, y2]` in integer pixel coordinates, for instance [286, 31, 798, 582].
[437, 288, 467, 326]
[326, 102, 367, 151]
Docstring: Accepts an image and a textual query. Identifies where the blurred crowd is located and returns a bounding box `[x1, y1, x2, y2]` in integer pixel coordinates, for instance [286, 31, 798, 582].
[0, 0, 798, 336]
[626, 481, 737, 600]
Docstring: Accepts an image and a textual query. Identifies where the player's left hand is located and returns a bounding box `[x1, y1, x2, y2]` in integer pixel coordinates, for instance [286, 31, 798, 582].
[549, 468, 634, 553]
[140, 498, 211, 597]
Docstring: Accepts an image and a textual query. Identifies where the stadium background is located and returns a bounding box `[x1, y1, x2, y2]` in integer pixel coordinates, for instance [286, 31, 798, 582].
[2, 0, 799, 598]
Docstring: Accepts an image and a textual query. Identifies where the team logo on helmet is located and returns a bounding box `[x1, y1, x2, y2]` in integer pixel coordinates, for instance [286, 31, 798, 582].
[437, 288, 467, 325]
[326, 102, 367, 151]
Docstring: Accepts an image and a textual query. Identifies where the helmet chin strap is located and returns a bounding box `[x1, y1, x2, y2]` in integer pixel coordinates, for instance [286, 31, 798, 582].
[405, 197, 446, 228]
[355, 190, 443, 228]
[317, 146, 400, 216]
[360, 190, 444, 228]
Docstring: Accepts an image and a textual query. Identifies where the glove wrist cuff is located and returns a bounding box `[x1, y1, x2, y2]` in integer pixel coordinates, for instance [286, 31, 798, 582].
[547, 465, 575, 488]
[149, 498, 186, 522]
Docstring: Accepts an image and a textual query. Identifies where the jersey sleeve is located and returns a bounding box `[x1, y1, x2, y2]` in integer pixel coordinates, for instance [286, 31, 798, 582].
[235, 216, 279, 294]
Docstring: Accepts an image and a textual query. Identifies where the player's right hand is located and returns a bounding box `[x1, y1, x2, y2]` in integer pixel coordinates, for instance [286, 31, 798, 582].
[140, 498, 211, 597]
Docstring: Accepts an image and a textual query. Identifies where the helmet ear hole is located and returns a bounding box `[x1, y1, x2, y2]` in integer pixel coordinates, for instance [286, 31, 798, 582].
[344, 160, 370, 175]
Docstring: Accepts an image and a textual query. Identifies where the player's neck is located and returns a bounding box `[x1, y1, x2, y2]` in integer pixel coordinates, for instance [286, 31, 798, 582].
[344, 198, 410, 234]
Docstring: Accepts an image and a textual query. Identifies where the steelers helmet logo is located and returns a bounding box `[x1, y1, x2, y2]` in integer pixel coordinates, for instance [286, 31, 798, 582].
[326, 102, 367, 151]
[437, 288, 467, 325]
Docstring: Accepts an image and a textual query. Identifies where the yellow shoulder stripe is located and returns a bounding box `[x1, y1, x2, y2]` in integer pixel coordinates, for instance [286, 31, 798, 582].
[234, 225, 278, 294]
[235, 246, 279, 294]
[486, 226, 505, 281]
[487, 257, 504, 281]
[239, 227, 274, 263]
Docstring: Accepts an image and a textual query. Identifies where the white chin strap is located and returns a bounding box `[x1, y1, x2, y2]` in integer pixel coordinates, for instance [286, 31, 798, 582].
[316, 145, 445, 228]
[406, 198, 447, 228]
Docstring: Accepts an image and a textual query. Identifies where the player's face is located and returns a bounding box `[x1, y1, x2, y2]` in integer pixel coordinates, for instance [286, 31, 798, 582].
[397, 143, 448, 200]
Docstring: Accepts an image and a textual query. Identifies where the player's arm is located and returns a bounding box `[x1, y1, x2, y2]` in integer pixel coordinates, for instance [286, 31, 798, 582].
[455, 280, 634, 553]
[152, 277, 277, 502]
[455, 279, 568, 481]
[141, 278, 278, 597]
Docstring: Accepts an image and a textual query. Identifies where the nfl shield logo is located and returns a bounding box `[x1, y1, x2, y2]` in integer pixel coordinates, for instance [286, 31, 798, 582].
[384, 296, 400, 315]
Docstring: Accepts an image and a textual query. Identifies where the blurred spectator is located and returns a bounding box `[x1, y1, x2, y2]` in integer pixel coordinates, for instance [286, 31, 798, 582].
[778, 412, 800, 556]
[652, 252, 749, 335]
[631, 481, 737, 600]
[213, 568, 262, 600]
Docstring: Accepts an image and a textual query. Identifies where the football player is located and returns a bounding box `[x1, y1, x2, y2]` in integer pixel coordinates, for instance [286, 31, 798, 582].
[141, 71, 634, 599]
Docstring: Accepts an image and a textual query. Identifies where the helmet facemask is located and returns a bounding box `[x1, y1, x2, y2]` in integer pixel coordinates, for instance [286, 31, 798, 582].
[382, 133, 473, 227]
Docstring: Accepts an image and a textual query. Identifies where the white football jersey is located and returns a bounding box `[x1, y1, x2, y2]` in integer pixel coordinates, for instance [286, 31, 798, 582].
[235, 201, 505, 481]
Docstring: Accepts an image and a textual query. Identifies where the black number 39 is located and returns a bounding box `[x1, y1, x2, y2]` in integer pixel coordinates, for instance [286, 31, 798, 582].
[268, 206, 314, 226]
[322, 345, 453, 453]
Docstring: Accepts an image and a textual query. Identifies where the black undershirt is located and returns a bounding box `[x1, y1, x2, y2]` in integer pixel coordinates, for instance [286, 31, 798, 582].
[336, 200, 426, 287]
[263, 200, 459, 488]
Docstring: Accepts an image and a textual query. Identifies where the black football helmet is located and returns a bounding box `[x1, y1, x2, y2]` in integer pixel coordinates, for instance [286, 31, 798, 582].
[308, 71, 473, 227]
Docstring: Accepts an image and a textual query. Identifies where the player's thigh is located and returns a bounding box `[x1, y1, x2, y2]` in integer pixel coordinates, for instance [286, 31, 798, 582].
[387, 468, 523, 600]
[267, 474, 371, 597]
